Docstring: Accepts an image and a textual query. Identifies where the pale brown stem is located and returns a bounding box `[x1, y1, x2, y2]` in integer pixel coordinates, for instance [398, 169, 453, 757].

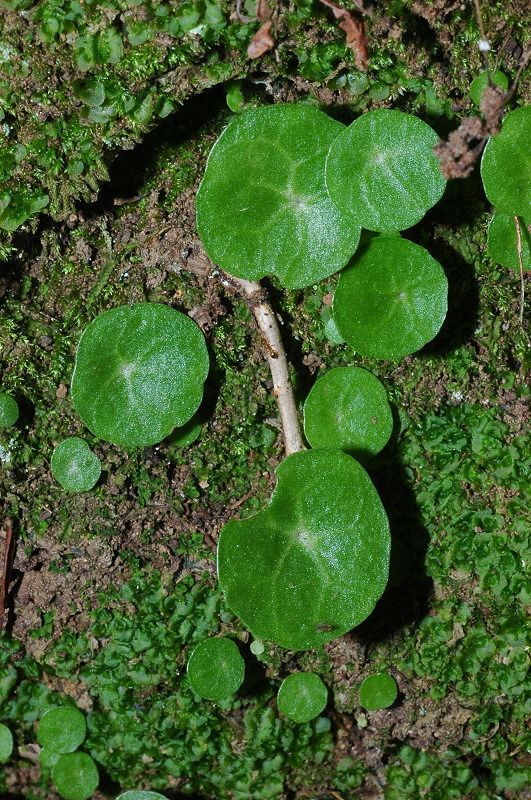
[514, 215, 525, 327]
[218, 272, 306, 455]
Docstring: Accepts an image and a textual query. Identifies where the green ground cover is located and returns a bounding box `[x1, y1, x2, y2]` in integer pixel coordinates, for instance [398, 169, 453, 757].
[0, 1, 529, 798]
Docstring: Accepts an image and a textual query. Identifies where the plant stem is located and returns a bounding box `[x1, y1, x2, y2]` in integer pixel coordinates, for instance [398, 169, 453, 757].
[218, 272, 306, 455]
[0, 518, 14, 630]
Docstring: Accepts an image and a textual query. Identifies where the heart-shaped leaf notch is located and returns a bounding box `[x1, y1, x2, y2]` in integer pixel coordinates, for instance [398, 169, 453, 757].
[277, 672, 328, 723]
[480, 105, 531, 217]
[326, 109, 446, 233]
[187, 637, 245, 701]
[71, 303, 209, 448]
[217, 449, 390, 651]
[303, 366, 393, 460]
[196, 103, 361, 289]
[333, 236, 448, 360]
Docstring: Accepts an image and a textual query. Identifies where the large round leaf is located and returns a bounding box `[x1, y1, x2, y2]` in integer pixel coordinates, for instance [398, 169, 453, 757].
[481, 106, 531, 216]
[333, 236, 448, 360]
[303, 366, 393, 459]
[487, 211, 531, 272]
[71, 303, 209, 447]
[326, 109, 446, 232]
[37, 706, 87, 753]
[217, 449, 390, 651]
[51, 752, 99, 800]
[196, 103, 361, 289]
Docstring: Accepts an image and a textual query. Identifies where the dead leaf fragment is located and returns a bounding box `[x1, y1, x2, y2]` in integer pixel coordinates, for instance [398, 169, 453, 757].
[247, 20, 274, 59]
[319, 0, 368, 70]
[256, 0, 271, 21]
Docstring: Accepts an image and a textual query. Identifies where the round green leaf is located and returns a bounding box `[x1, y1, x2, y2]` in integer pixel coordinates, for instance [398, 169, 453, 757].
[37, 706, 87, 753]
[0, 392, 19, 428]
[487, 211, 531, 272]
[117, 793, 168, 800]
[217, 449, 391, 651]
[196, 103, 361, 289]
[481, 106, 531, 216]
[51, 438, 101, 493]
[277, 672, 328, 723]
[187, 637, 245, 701]
[0, 723, 13, 763]
[303, 367, 393, 459]
[51, 752, 99, 800]
[469, 70, 508, 107]
[333, 236, 448, 360]
[326, 109, 446, 232]
[359, 672, 398, 710]
[71, 303, 209, 447]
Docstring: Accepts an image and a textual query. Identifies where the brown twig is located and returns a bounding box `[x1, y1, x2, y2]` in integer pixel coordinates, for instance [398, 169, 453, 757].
[216, 271, 306, 455]
[514, 216, 525, 327]
[0, 518, 14, 630]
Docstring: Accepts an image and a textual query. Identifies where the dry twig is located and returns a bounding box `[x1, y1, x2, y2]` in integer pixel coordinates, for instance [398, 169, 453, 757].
[0, 518, 14, 630]
[514, 216, 526, 327]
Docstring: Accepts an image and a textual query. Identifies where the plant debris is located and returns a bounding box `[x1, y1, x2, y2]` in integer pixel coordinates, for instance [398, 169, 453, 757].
[318, 0, 368, 71]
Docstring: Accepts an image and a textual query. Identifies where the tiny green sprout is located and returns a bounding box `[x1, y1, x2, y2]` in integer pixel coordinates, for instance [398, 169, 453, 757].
[37, 706, 87, 753]
[481, 105, 531, 217]
[487, 211, 531, 271]
[0, 392, 19, 428]
[196, 103, 361, 289]
[333, 236, 448, 361]
[187, 637, 245, 701]
[71, 303, 209, 447]
[116, 792, 168, 800]
[469, 70, 508, 107]
[217, 449, 390, 651]
[277, 672, 328, 723]
[51, 752, 99, 800]
[303, 366, 393, 459]
[359, 672, 398, 710]
[326, 108, 446, 233]
[51, 438, 101, 493]
[0, 722, 13, 763]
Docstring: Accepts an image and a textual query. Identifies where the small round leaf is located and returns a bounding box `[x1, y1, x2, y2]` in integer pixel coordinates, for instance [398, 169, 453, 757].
[481, 106, 531, 216]
[217, 449, 390, 651]
[117, 793, 168, 800]
[37, 706, 87, 753]
[0, 393, 19, 428]
[303, 367, 393, 459]
[71, 303, 209, 447]
[0, 723, 13, 763]
[326, 109, 446, 232]
[51, 438, 101, 493]
[187, 637, 245, 701]
[39, 747, 61, 768]
[333, 236, 448, 360]
[277, 672, 328, 723]
[469, 70, 508, 107]
[196, 103, 361, 289]
[51, 752, 99, 800]
[487, 211, 531, 271]
[359, 672, 398, 710]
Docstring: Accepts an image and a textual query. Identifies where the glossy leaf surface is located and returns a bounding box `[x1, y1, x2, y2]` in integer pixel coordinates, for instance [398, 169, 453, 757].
[481, 106, 531, 216]
[0, 723, 13, 763]
[196, 103, 361, 289]
[359, 672, 398, 710]
[52, 752, 99, 800]
[326, 109, 446, 232]
[217, 449, 390, 651]
[303, 366, 393, 459]
[333, 236, 448, 360]
[487, 211, 531, 271]
[117, 793, 168, 799]
[71, 303, 209, 447]
[51, 438, 101, 493]
[277, 672, 328, 723]
[37, 706, 87, 753]
[187, 637, 245, 701]
[0, 392, 18, 428]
